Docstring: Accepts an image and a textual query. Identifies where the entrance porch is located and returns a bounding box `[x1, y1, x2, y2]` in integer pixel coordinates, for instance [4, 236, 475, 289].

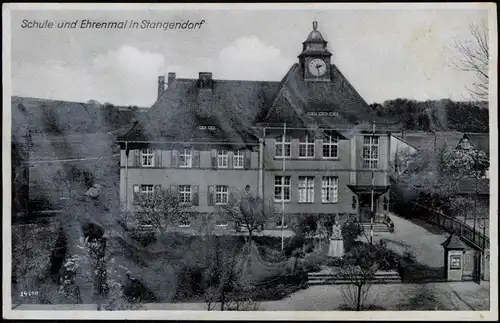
[347, 184, 390, 224]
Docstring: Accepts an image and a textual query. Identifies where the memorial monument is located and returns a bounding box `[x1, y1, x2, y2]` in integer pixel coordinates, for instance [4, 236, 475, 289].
[328, 222, 344, 258]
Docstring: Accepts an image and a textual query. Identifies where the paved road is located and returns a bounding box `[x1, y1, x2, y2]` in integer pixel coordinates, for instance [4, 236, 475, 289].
[371, 212, 449, 268]
[13, 282, 489, 311]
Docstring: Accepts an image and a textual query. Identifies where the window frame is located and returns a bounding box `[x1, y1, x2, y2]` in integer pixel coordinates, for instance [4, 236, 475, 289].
[298, 134, 315, 158]
[363, 136, 379, 169]
[275, 135, 292, 158]
[298, 176, 315, 203]
[140, 184, 154, 195]
[178, 185, 192, 204]
[233, 149, 244, 169]
[141, 148, 154, 167]
[321, 176, 339, 203]
[217, 150, 229, 168]
[179, 148, 192, 168]
[322, 134, 339, 159]
[274, 176, 291, 202]
[215, 185, 229, 205]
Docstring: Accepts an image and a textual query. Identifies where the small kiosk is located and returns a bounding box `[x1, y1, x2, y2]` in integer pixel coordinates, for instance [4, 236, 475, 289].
[442, 234, 467, 282]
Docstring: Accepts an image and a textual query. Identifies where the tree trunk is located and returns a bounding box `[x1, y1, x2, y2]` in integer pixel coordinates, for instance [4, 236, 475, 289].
[356, 285, 362, 311]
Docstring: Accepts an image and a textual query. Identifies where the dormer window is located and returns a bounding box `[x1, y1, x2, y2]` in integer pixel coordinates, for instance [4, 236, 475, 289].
[307, 112, 318, 116]
[208, 126, 216, 130]
[329, 112, 339, 117]
[198, 125, 207, 130]
[318, 112, 328, 116]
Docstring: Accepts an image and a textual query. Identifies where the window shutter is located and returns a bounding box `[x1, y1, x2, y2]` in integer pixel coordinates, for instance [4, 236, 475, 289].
[207, 185, 215, 206]
[244, 150, 251, 170]
[155, 150, 162, 167]
[192, 185, 199, 206]
[134, 150, 141, 167]
[171, 149, 178, 167]
[315, 139, 323, 160]
[211, 149, 217, 169]
[228, 151, 234, 169]
[291, 139, 299, 158]
[133, 185, 139, 204]
[193, 150, 200, 168]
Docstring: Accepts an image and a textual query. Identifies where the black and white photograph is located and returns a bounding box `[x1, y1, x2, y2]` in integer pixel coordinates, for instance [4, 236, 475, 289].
[3, 3, 497, 320]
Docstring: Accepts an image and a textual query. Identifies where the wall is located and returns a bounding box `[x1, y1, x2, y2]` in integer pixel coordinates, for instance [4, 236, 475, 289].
[120, 148, 259, 212]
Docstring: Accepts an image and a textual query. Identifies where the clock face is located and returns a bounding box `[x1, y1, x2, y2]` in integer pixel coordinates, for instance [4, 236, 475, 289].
[308, 58, 327, 77]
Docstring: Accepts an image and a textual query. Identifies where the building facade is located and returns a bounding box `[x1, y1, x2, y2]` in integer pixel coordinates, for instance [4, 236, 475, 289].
[117, 22, 398, 231]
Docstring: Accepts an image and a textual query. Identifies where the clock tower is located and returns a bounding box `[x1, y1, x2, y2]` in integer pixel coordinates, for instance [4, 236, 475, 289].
[299, 21, 333, 81]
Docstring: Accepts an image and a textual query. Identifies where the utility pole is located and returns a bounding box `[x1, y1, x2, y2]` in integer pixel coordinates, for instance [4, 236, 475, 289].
[370, 121, 375, 245]
[281, 122, 286, 251]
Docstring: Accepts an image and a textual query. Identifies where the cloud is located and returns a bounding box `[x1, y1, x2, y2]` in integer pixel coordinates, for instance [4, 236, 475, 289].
[217, 36, 293, 80]
[12, 45, 166, 106]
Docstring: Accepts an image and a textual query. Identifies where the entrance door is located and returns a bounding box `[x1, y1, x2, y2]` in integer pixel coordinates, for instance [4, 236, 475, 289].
[358, 194, 377, 223]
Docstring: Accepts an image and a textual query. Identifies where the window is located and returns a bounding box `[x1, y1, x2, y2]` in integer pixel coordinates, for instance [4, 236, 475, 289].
[233, 150, 244, 168]
[323, 134, 339, 158]
[299, 135, 315, 158]
[215, 185, 228, 204]
[141, 148, 154, 167]
[322, 176, 338, 203]
[275, 135, 291, 158]
[140, 184, 154, 195]
[217, 150, 228, 168]
[179, 218, 191, 227]
[363, 136, 379, 169]
[179, 148, 192, 168]
[178, 185, 192, 203]
[298, 176, 315, 203]
[276, 218, 288, 228]
[215, 219, 228, 227]
[274, 176, 291, 202]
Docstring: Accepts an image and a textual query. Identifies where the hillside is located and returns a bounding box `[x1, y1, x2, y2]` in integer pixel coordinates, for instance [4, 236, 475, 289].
[11, 96, 147, 136]
[369, 99, 489, 133]
[11, 96, 489, 138]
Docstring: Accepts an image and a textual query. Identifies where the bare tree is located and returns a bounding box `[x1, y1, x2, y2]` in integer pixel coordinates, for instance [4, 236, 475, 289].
[217, 187, 275, 244]
[203, 236, 259, 311]
[452, 19, 489, 101]
[340, 244, 380, 311]
[134, 187, 189, 236]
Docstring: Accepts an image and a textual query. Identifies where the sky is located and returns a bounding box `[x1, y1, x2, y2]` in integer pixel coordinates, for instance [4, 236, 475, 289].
[8, 5, 491, 107]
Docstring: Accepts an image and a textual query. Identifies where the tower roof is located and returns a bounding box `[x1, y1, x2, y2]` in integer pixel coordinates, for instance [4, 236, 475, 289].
[304, 21, 326, 43]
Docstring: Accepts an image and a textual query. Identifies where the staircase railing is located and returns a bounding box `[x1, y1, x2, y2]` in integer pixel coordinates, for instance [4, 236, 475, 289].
[410, 202, 489, 250]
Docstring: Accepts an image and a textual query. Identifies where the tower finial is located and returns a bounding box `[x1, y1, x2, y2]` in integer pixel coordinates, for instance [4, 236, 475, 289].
[313, 21, 318, 30]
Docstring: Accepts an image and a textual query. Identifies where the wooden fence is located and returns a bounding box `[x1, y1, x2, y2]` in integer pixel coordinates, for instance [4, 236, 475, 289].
[410, 202, 489, 250]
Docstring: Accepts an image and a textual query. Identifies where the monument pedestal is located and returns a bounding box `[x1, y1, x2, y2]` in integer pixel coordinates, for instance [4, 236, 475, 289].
[328, 238, 344, 258]
[328, 223, 344, 258]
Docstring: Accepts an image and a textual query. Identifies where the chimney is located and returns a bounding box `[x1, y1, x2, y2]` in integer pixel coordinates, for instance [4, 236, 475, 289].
[158, 76, 165, 99]
[167, 72, 176, 88]
[198, 72, 213, 89]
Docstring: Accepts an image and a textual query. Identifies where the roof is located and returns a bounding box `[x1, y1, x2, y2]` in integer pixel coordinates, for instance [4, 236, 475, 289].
[464, 133, 489, 155]
[260, 63, 390, 128]
[441, 234, 467, 250]
[392, 131, 463, 152]
[120, 78, 279, 144]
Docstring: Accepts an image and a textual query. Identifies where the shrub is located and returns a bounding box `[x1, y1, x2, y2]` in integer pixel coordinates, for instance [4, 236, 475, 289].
[341, 218, 363, 251]
[283, 235, 305, 257]
[174, 265, 205, 301]
[258, 245, 288, 263]
[303, 252, 329, 272]
[130, 230, 156, 247]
